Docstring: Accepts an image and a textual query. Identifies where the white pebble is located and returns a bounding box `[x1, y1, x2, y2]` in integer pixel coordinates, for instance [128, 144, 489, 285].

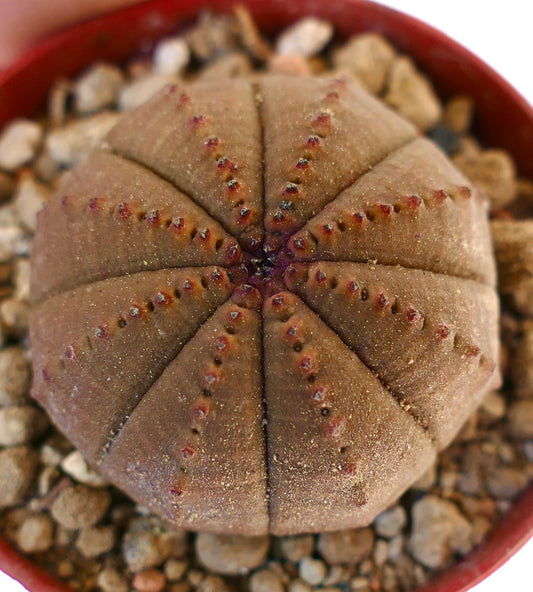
[16, 513, 54, 553]
[0, 119, 43, 171]
[195, 533, 270, 575]
[14, 175, 50, 232]
[61, 450, 108, 487]
[45, 111, 121, 166]
[74, 62, 125, 114]
[374, 505, 407, 539]
[276, 17, 333, 58]
[119, 74, 179, 111]
[298, 557, 326, 586]
[153, 37, 190, 76]
[0, 405, 48, 446]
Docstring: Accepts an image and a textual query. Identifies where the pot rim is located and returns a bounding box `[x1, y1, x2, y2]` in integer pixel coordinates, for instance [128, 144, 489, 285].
[0, 1, 532, 591]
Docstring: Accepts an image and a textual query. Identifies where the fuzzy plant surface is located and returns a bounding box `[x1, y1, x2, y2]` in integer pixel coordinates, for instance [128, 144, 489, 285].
[30, 75, 500, 536]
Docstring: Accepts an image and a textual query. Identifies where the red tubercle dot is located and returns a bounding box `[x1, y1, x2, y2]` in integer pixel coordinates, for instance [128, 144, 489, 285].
[406, 306, 424, 325]
[116, 202, 132, 219]
[310, 386, 328, 404]
[217, 157, 238, 172]
[322, 223, 334, 234]
[169, 217, 185, 233]
[352, 212, 365, 224]
[315, 269, 327, 283]
[459, 185, 472, 199]
[41, 368, 51, 382]
[226, 242, 241, 262]
[341, 460, 358, 476]
[313, 111, 332, 126]
[271, 295, 285, 308]
[291, 237, 307, 251]
[128, 305, 144, 319]
[347, 280, 360, 295]
[60, 195, 70, 206]
[466, 344, 481, 357]
[296, 157, 310, 169]
[436, 323, 451, 339]
[379, 204, 392, 216]
[205, 136, 219, 150]
[177, 91, 190, 106]
[88, 197, 104, 211]
[154, 291, 173, 306]
[188, 114, 207, 128]
[306, 135, 321, 147]
[211, 268, 224, 282]
[181, 446, 195, 459]
[94, 324, 109, 339]
[375, 292, 389, 310]
[170, 487, 183, 496]
[407, 195, 423, 209]
[434, 189, 449, 203]
[64, 345, 76, 361]
[192, 402, 209, 420]
[325, 416, 346, 439]
[239, 207, 251, 219]
[284, 182, 299, 195]
[145, 210, 161, 226]
[227, 179, 240, 192]
[298, 355, 315, 375]
[214, 335, 229, 352]
[182, 279, 195, 292]
[326, 91, 340, 100]
[204, 371, 220, 386]
[272, 210, 285, 223]
[198, 228, 210, 242]
[163, 82, 179, 94]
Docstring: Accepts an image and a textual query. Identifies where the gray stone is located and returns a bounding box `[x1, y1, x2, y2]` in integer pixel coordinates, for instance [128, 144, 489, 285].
[374, 505, 407, 539]
[0, 119, 43, 171]
[45, 111, 121, 166]
[409, 495, 473, 569]
[153, 37, 190, 76]
[276, 17, 333, 58]
[75, 524, 116, 558]
[0, 347, 31, 407]
[0, 446, 38, 507]
[0, 405, 48, 445]
[298, 557, 326, 586]
[16, 513, 54, 553]
[50, 484, 111, 529]
[317, 528, 374, 565]
[74, 62, 124, 114]
[486, 467, 529, 499]
[195, 532, 270, 575]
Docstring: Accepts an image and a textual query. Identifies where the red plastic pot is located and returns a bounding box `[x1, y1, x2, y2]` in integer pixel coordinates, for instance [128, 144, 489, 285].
[0, 1, 532, 590]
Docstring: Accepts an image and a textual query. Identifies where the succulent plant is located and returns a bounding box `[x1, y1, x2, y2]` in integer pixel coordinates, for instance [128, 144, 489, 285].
[30, 75, 499, 536]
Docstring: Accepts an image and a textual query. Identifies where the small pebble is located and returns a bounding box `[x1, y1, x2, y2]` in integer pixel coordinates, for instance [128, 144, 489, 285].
[153, 37, 190, 76]
[61, 450, 108, 487]
[197, 574, 231, 592]
[185, 11, 236, 61]
[387, 535, 404, 561]
[38, 465, 60, 496]
[16, 513, 54, 553]
[96, 566, 130, 592]
[195, 533, 270, 575]
[0, 446, 38, 507]
[486, 467, 529, 499]
[279, 534, 315, 562]
[74, 62, 125, 114]
[168, 583, 191, 592]
[164, 558, 188, 581]
[333, 33, 396, 94]
[0, 347, 31, 406]
[122, 517, 178, 572]
[199, 52, 252, 80]
[0, 297, 31, 338]
[508, 400, 533, 439]
[480, 391, 506, 419]
[374, 506, 407, 539]
[512, 321, 533, 398]
[0, 120, 43, 171]
[350, 576, 370, 591]
[384, 56, 442, 130]
[14, 174, 50, 232]
[409, 495, 473, 569]
[317, 528, 374, 565]
[76, 524, 116, 558]
[132, 568, 166, 592]
[443, 95, 474, 134]
[13, 257, 30, 302]
[45, 111, 121, 166]
[276, 17, 333, 58]
[454, 149, 517, 209]
[0, 171, 15, 200]
[50, 484, 111, 529]
[268, 54, 313, 76]
[410, 461, 437, 490]
[0, 405, 48, 446]
[119, 74, 179, 111]
[298, 557, 327, 586]
[249, 568, 285, 592]
[287, 581, 312, 592]
[373, 539, 389, 567]
[0, 204, 30, 262]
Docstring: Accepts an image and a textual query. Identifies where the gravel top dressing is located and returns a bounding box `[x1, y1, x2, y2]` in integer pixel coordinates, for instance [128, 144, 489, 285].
[0, 6, 532, 592]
